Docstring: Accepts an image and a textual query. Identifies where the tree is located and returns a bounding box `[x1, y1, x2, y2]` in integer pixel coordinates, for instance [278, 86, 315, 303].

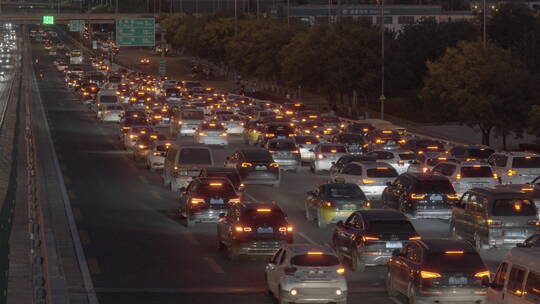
[421, 41, 531, 148]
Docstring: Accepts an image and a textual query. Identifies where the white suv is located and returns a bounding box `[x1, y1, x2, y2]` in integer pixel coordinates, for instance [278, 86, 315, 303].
[488, 152, 540, 184]
[431, 161, 499, 195]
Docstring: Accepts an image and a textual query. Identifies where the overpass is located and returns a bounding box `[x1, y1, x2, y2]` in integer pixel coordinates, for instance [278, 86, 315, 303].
[0, 13, 159, 24]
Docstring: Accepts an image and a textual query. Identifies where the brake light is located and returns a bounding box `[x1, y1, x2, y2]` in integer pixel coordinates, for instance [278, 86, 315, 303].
[427, 146, 438, 150]
[507, 169, 517, 176]
[456, 173, 461, 179]
[235, 226, 252, 232]
[219, 132, 228, 137]
[191, 198, 205, 205]
[198, 132, 208, 136]
[256, 208, 272, 212]
[152, 152, 161, 156]
[265, 133, 275, 137]
[241, 162, 252, 168]
[521, 187, 534, 191]
[447, 194, 459, 199]
[493, 173, 498, 179]
[474, 270, 490, 278]
[336, 267, 345, 275]
[317, 154, 325, 159]
[269, 162, 279, 168]
[362, 179, 376, 184]
[421, 271, 442, 279]
[209, 182, 223, 187]
[129, 135, 137, 139]
[291, 150, 299, 154]
[364, 201, 371, 208]
[487, 219, 502, 226]
[411, 193, 426, 199]
[307, 251, 323, 255]
[375, 139, 384, 144]
[445, 250, 464, 254]
[362, 236, 379, 242]
[323, 201, 333, 207]
[138, 144, 147, 149]
[409, 236, 421, 241]
[229, 198, 241, 204]
[528, 220, 540, 226]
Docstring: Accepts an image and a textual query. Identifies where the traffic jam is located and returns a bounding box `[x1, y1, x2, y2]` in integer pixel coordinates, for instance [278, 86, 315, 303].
[36, 28, 540, 304]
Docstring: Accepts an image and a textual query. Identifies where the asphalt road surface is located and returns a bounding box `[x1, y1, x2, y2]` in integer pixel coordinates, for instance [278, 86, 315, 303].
[29, 35, 509, 304]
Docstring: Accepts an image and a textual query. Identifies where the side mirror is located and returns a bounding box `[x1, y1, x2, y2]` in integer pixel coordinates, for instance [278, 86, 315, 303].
[219, 212, 226, 219]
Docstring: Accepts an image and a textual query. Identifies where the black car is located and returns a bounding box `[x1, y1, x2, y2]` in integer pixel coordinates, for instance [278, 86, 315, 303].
[402, 139, 446, 154]
[346, 122, 375, 136]
[199, 167, 244, 193]
[119, 115, 148, 139]
[332, 210, 420, 272]
[260, 123, 295, 145]
[330, 133, 367, 154]
[382, 173, 458, 220]
[224, 149, 280, 187]
[386, 239, 489, 304]
[217, 202, 293, 260]
[178, 177, 241, 227]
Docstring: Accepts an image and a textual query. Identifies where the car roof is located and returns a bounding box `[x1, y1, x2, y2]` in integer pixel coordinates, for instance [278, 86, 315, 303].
[404, 173, 450, 181]
[355, 210, 407, 221]
[268, 138, 295, 144]
[497, 151, 539, 157]
[494, 185, 540, 197]
[417, 239, 476, 253]
[283, 244, 336, 255]
[353, 161, 393, 168]
[457, 161, 490, 167]
[503, 247, 540, 272]
[240, 148, 271, 157]
[240, 201, 282, 211]
[469, 186, 532, 198]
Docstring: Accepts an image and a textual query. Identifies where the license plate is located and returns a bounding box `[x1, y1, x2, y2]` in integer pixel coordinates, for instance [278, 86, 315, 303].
[277, 136, 286, 139]
[257, 227, 273, 233]
[386, 242, 402, 249]
[449, 277, 468, 285]
[342, 204, 356, 210]
[387, 141, 396, 145]
[505, 231, 523, 237]
[255, 166, 267, 171]
[163, 118, 170, 121]
[431, 194, 443, 201]
[472, 183, 486, 187]
[210, 198, 224, 205]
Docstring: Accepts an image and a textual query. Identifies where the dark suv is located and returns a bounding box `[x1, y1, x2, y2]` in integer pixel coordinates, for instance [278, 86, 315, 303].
[402, 139, 446, 154]
[224, 149, 280, 187]
[382, 173, 458, 220]
[217, 202, 293, 260]
[449, 145, 495, 162]
[386, 239, 489, 304]
[332, 210, 420, 272]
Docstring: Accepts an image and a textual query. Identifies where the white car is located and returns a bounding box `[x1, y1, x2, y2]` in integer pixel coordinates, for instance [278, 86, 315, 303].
[265, 244, 347, 304]
[98, 104, 124, 122]
[332, 161, 398, 200]
[193, 122, 229, 148]
[366, 149, 416, 174]
[123, 125, 153, 150]
[431, 161, 499, 195]
[218, 115, 244, 135]
[146, 140, 172, 172]
[488, 152, 540, 184]
[294, 136, 319, 163]
[407, 152, 456, 174]
[310, 143, 348, 174]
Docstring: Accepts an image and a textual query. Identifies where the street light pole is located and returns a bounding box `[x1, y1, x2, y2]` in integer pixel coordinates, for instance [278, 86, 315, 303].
[379, 0, 386, 120]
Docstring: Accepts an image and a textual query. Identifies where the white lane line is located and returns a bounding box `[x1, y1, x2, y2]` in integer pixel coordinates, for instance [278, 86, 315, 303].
[390, 297, 405, 304]
[139, 175, 149, 184]
[204, 257, 225, 274]
[181, 231, 200, 246]
[298, 232, 319, 245]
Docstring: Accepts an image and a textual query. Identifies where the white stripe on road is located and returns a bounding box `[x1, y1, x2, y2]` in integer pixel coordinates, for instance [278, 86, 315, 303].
[390, 297, 405, 304]
[204, 257, 225, 274]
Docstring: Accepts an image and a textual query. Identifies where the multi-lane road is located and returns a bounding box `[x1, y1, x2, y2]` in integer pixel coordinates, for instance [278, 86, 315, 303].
[29, 32, 509, 304]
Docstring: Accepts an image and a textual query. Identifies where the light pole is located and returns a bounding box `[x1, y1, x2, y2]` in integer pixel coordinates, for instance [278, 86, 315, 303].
[379, 0, 386, 120]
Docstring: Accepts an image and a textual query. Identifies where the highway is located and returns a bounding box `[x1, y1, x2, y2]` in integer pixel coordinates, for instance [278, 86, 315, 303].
[29, 32, 509, 304]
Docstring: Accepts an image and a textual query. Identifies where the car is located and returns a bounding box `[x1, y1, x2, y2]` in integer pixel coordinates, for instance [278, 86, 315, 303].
[265, 244, 347, 304]
[132, 133, 167, 160]
[123, 125, 154, 150]
[330, 133, 367, 155]
[449, 145, 495, 162]
[431, 161, 499, 195]
[118, 114, 147, 140]
[328, 154, 377, 176]
[382, 173, 458, 220]
[170, 109, 205, 137]
[178, 177, 241, 227]
[293, 136, 319, 163]
[305, 181, 370, 228]
[366, 129, 405, 150]
[310, 143, 348, 174]
[218, 114, 244, 135]
[217, 202, 292, 260]
[402, 138, 446, 154]
[407, 152, 456, 174]
[163, 143, 214, 191]
[97, 104, 124, 122]
[199, 167, 244, 193]
[332, 161, 398, 200]
[346, 122, 375, 136]
[386, 239, 490, 304]
[333, 210, 420, 271]
[487, 246, 540, 304]
[366, 149, 416, 174]
[260, 123, 296, 146]
[495, 183, 540, 216]
[193, 122, 229, 148]
[145, 140, 172, 172]
[517, 233, 540, 248]
[488, 152, 540, 184]
[265, 139, 301, 172]
[450, 187, 539, 249]
[224, 149, 280, 187]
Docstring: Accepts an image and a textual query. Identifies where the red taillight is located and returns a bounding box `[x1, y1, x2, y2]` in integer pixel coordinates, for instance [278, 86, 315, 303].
[190, 198, 205, 205]
[409, 235, 421, 241]
[528, 220, 540, 226]
[284, 267, 297, 276]
[362, 236, 380, 242]
[474, 270, 490, 278]
[234, 226, 252, 232]
[421, 271, 442, 279]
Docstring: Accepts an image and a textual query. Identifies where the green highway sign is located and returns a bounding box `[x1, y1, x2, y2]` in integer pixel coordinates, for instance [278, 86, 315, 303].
[116, 18, 155, 47]
[42, 16, 55, 25]
[69, 20, 85, 32]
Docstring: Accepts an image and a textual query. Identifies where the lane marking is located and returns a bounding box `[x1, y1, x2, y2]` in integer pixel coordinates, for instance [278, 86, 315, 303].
[79, 230, 91, 245]
[204, 257, 225, 274]
[390, 297, 405, 304]
[87, 258, 102, 275]
[139, 175, 149, 184]
[181, 230, 200, 246]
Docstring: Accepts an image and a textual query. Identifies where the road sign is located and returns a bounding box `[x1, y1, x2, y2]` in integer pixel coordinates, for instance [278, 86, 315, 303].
[159, 59, 166, 76]
[116, 18, 155, 47]
[42, 16, 55, 25]
[69, 20, 85, 32]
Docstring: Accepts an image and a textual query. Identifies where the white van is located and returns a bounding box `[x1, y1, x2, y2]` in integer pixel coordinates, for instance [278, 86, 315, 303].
[163, 143, 214, 192]
[96, 89, 119, 111]
[487, 247, 540, 304]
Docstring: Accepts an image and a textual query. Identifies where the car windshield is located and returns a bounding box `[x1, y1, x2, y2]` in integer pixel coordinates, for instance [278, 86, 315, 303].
[107, 105, 123, 110]
[182, 111, 204, 120]
[366, 167, 398, 178]
[367, 220, 416, 233]
[399, 153, 416, 160]
[205, 172, 240, 187]
[100, 95, 117, 103]
[460, 166, 493, 178]
[178, 148, 212, 165]
[412, 180, 455, 193]
[328, 184, 366, 199]
[291, 254, 340, 267]
[243, 150, 273, 162]
[268, 125, 294, 133]
[492, 199, 537, 216]
[425, 253, 485, 275]
[320, 116, 340, 123]
[321, 145, 346, 153]
[339, 134, 365, 143]
[468, 148, 494, 159]
[269, 141, 296, 151]
[109, 76, 121, 83]
[196, 182, 236, 197]
[295, 136, 319, 145]
[240, 209, 286, 226]
[426, 158, 456, 166]
[512, 157, 540, 168]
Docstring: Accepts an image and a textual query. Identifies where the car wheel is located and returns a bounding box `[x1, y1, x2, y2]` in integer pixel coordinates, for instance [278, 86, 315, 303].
[408, 286, 418, 304]
[316, 209, 327, 229]
[350, 250, 365, 272]
[386, 273, 399, 297]
[305, 203, 313, 221]
[227, 244, 239, 261]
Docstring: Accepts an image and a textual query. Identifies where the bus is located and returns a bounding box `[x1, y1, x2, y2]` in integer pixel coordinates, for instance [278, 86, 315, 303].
[69, 49, 83, 65]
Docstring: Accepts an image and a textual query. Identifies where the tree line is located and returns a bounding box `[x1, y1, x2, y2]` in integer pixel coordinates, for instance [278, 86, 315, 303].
[159, 3, 540, 147]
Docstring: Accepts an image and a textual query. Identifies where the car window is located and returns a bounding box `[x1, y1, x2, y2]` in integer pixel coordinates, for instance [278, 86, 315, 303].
[492, 262, 508, 290]
[271, 248, 283, 264]
[512, 157, 540, 169]
[461, 166, 493, 178]
[412, 180, 454, 193]
[366, 167, 398, 178]
[291, 254, 340, 267]
[507, 266, 526, 296]
[495, 155, 508, 167]
[366, 220, 416, 233]
[279, 250, 287, 265]
[524, 271, 540, 302]
[327, 184, 366, 199]
[179, 148, 212, 165]
[342, 164, 362, 175]
[399, 153, 416, 161]
[492, 199, 537, 216]
[468, 148, 494, 159]
[321, 145, 347, 153]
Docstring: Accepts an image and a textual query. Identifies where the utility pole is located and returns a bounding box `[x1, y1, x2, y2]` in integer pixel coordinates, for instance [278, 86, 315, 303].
[379, 0, 385, 120]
